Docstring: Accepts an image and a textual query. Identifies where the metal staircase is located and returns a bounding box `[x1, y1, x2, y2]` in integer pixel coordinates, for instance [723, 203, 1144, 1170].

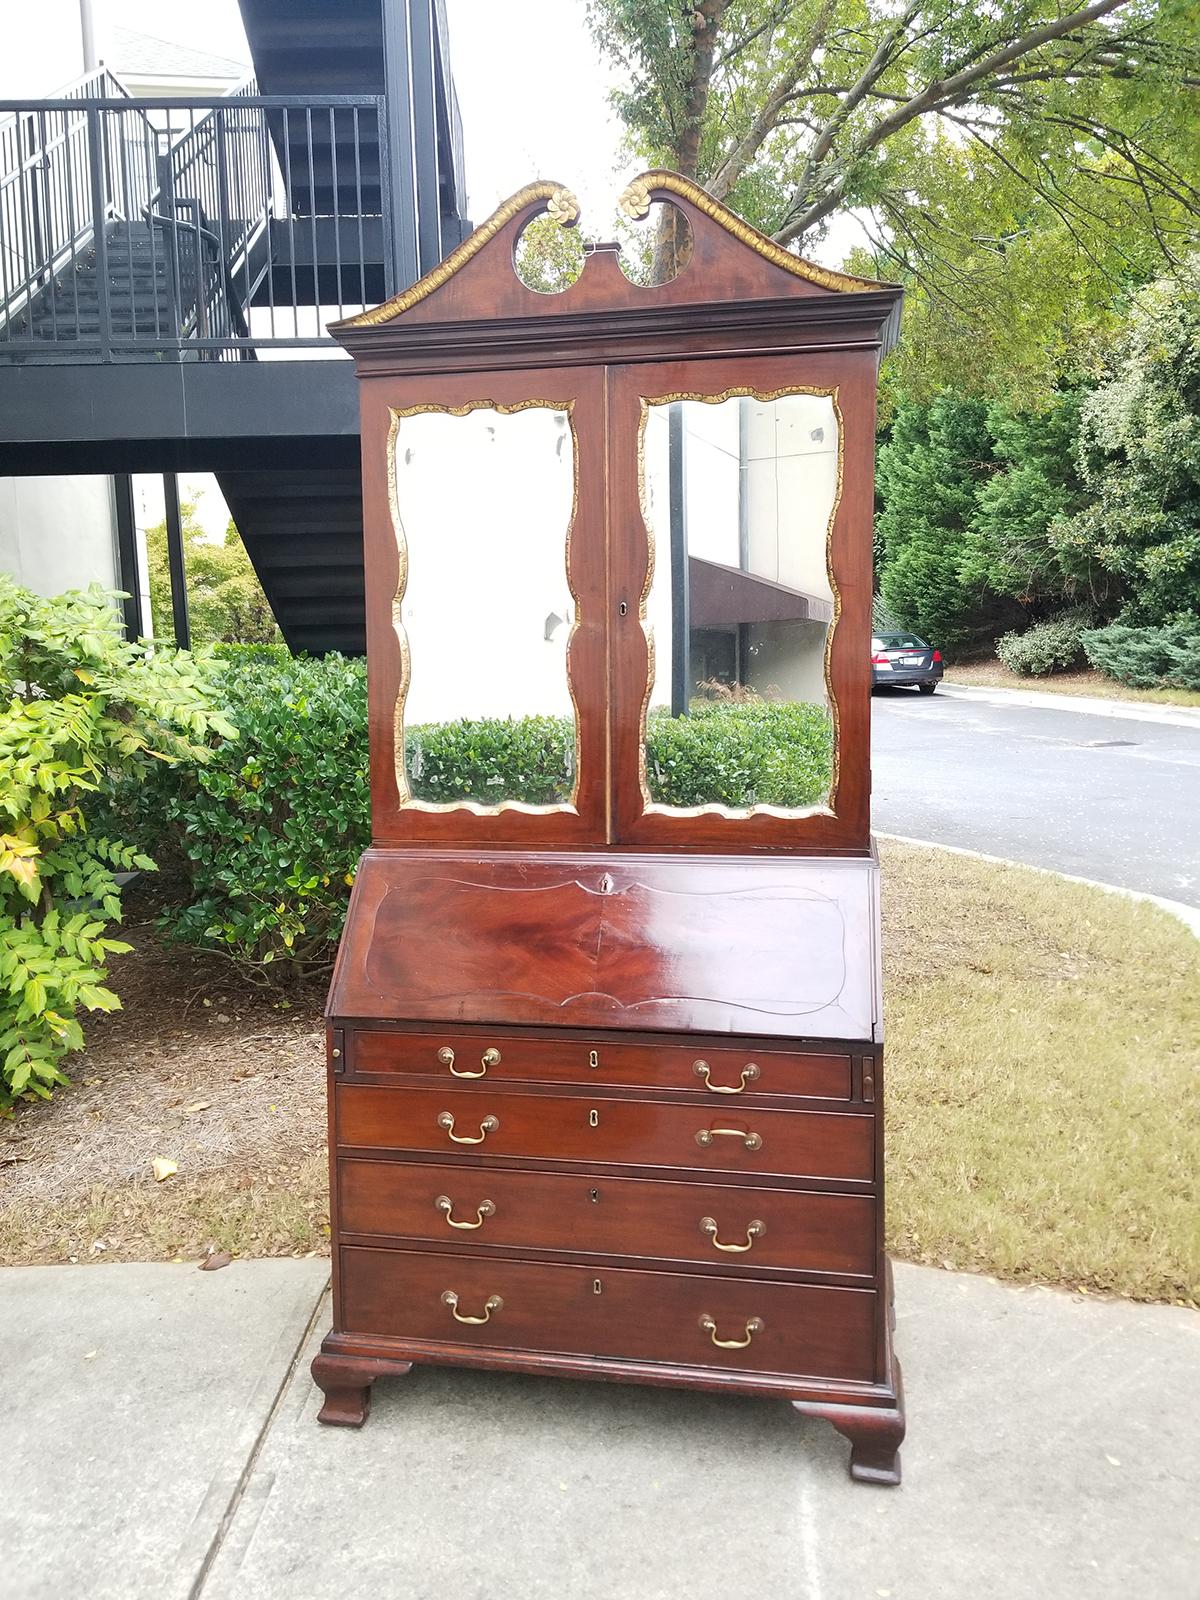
[0, 4, 467, 656]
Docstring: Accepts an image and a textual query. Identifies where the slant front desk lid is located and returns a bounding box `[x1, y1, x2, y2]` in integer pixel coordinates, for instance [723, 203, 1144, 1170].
[329, 849, 882, 1044]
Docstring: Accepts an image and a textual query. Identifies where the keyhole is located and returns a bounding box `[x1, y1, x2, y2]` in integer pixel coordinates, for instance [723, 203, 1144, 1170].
[593, 1279, 603, 1295]
[588, 1109, 599, 1127]
[589, 1188, 600, 1203]
[618, 601, 628, 616]
[588, 1049, 599, 1069]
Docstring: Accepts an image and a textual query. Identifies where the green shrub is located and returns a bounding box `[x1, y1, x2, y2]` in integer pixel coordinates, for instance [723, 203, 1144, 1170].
[210, 641, 296, 666]
[126, 669, 833, 981]
[130, 653, 371, 980]
[0, 578, 235, 1108]
[996, 611, 1091, 676]
[1081, 618, 1200, 690]
[646, 701, 833, 809]
[406, 715, 574, 805]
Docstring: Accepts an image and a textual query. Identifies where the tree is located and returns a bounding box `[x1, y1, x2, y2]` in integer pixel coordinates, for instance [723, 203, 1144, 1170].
[146, 507, 281, 646]
[1055, 264, 1200, 623]
[587, 2, 1200, 357]
[875, 392, 1005, 652]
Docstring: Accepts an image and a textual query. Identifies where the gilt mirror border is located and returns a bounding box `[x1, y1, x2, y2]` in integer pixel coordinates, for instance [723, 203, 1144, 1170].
[385, 396, 583, 816]
[609, 351, 878, 853]
[359, 367, 609, 846]
[632, 381, 845, 823]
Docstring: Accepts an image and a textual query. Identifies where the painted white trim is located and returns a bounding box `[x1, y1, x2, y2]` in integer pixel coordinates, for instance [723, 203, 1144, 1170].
[939, 682, 1200, 730]
[875, 832, 1200, 939]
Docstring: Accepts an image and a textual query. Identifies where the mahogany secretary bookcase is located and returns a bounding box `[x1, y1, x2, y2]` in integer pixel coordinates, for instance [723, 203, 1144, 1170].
[314, 172, 906, 1485]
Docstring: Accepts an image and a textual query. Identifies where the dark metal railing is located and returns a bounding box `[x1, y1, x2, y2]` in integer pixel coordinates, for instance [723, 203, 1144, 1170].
[0, 84, 392, 362]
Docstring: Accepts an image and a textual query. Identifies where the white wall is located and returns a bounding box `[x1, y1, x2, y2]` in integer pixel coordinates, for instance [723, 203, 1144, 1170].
[395, 406, 576, 728]
[0, 476, 119, 595]
[642, 393, 839, 714]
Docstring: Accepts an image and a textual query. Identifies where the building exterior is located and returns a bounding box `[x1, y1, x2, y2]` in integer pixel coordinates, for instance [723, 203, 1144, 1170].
[0, 0, 468, 651]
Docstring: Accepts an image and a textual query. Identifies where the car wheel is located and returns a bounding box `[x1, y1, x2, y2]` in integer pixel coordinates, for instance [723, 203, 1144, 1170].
[918, 681, 937, 695]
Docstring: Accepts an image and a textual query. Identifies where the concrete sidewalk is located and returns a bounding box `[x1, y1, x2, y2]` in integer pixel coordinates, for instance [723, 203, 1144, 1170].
[4, 1259, 1197, 1600]
[940, 680, 1200, 729]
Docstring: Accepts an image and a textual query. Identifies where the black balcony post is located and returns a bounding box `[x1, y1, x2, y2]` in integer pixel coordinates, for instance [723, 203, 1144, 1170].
[409, 0, 442, 275]
[163, 472, 191, 649]
[381, 0, 421, 292]
[85, 105, 112, 360]
[113, 473, 145, 641]
[668, 403, 690, 717]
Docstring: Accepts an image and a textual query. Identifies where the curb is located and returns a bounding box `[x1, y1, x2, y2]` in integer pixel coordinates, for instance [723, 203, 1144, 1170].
[939, 682, 1200, 730]
[876, 832, 1200, 939]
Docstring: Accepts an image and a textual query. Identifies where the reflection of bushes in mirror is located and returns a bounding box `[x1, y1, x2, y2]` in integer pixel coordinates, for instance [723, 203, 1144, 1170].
[405, 716, 575, 805]
[646, 702, 833, 809]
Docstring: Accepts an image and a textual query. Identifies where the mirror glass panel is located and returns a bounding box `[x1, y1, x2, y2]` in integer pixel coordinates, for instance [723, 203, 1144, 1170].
[640, 392, 838, 812]
[391, 404, 578, 808]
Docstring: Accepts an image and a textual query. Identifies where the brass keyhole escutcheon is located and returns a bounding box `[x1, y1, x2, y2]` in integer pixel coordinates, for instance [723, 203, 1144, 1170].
[589, 1188, 600, 1203]
[588, 1049, 599, 1069]
[588, 1108, 599, 1127]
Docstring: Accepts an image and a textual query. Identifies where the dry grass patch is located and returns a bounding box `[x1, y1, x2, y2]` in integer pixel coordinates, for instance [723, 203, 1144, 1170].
[946, 660, 1200, 707]
[881, 840, 1199, 1304]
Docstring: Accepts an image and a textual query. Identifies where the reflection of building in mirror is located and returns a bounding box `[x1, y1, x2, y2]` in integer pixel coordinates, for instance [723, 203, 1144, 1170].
[642, 392, 838, 812]
[390, 405, 578, 808]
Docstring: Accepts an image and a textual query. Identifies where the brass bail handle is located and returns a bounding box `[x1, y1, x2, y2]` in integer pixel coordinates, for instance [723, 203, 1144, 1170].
[695, 1127, 763, 1151]
[436, 1195, 496, 1230]
[699, 1314, 763, 1349]
[437, 1111, 499, 1145]
[438, 1045, 502, 1079]
[700, 1216, 766, 1253]
[442, 1290, 503, 1325]
[693, 1059, 760, 1094]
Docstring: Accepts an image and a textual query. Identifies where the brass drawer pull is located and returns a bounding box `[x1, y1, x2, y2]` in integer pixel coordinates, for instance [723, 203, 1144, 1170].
[693, 1059, 760, 1094]
[437, 1111, 499, 1145]
[442, 1290, 503, 1325]
[700, 1314, 763, 1349]
[695, 1127, 762, 1151]
[436, 1195, 496, 1230]
[438, 1045, 501, 1079]
[700, 1216, 766, 1253]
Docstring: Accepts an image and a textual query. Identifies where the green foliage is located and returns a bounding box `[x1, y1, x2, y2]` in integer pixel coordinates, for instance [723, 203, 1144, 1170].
[645, 702, 833, 809]
[996, 611, 1092, 677]
[589, 2, 1200, 401]
[124, 653, 370, 981]
[875, 393, 1005, 653]
[514, 213, 586, 293]
[1081, 619, 1200, 691]
[1055, 269, 1200, 626]
[146, 508, 281, 646]
[0, 578, 235, 1108]
[406, 716, 574, 806]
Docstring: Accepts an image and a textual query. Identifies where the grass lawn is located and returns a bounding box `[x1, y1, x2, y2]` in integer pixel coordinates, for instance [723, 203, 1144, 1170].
[946, 659, 1200, 708]
[2, 842, 1196, 1303]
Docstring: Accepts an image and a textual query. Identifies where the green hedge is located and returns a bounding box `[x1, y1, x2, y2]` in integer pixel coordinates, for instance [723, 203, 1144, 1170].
[406, 715, 574, 805]
[1081, 619, 1200, 690]
[996, 611, 1091, 677]
[109, 661, 834, 978]
[646, 701, 833, 808]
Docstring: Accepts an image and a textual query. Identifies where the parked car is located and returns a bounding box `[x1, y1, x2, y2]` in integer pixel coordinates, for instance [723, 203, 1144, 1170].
[871, 632, 944, 693]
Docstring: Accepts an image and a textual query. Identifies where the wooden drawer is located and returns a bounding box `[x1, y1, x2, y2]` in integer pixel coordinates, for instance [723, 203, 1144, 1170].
[350, 1029, 851, 1101]
[339, 1159, 876, 1277]
[340, 1245, 877, 1382]
[336, 1083, 873, 1183]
